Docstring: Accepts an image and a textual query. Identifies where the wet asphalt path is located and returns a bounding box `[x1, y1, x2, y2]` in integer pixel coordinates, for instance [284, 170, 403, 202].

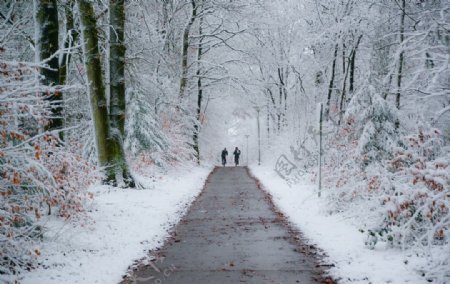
[129, 167, 327, 283]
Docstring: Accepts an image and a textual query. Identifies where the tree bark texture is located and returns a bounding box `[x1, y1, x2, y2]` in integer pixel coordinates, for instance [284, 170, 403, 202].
[59, 0, 77, 86]
[78, 0, 114, 181]
[325, 44, 338, 121]
[396, 0, 406, 110]
[179, 0, 197, 98]
[349, 35, 363, 94]
[339, 35, 362, 125]
[109, 0, 135, 187]
[193, 8, 203, 164]
[395, 0, 406, 129]
[36, 0, 63, 137]
[109, 0, 126, 136]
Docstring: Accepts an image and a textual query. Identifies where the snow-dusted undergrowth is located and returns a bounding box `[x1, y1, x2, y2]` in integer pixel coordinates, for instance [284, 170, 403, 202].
[13, 166, 211, 284]
[250, 165, 438, 284]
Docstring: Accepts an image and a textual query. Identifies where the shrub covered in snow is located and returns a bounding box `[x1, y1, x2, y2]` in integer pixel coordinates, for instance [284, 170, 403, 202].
[0, 61, 99, 276]
[321, 89, 449, 281]
[375, 128, 449, 280]
[345, 86, 400, 167]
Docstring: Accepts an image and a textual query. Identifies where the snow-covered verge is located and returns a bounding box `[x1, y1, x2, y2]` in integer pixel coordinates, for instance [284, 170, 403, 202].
[250, 165, 432, 284]
[13, 166, 211, 284]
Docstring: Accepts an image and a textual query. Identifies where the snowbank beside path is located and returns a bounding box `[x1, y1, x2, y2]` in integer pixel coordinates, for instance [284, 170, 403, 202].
[19, 166, 212, 284]
[250, 165, 427, 284]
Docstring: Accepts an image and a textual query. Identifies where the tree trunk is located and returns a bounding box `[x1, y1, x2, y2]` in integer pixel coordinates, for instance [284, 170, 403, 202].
[338, 35, 362, 125]
[395, 0, 406, 129]
[59, 0, 77, 86]
[383, 74, 393, 100]
[179, 0, 197, 98]
[278, 66, 288, 128]
[342, 42, 346, 75]
[338, 56, 350, 125]
[349, 35, 363, 94]
[193, 5, 203, 164]
[266, 90, 270, 143]
[78, 0, 114, 183]
[267, 88, 277, 134]
[109, 0, 135, 187]
[277, 67, 283, 132]
[425, 52, 434, 69]
[325, 44, 338, 121]
[36, 0, 63, 139]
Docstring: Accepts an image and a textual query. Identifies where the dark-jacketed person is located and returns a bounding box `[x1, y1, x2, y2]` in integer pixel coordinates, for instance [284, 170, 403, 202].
[233, 147, 241, 166]
[221, 148, 228, 166]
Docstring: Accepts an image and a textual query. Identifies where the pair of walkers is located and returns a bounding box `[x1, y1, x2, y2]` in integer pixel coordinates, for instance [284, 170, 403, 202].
[221, 147, 241, 166]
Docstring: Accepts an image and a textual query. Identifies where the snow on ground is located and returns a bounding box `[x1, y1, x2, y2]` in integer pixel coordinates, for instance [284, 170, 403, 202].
[19, 166, 212, 284]
[250, 164, 427, 284]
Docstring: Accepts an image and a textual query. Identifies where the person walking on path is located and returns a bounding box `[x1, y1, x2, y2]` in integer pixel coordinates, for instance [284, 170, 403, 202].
[221, 148, 228, 166]
[233, 147, 241, 166]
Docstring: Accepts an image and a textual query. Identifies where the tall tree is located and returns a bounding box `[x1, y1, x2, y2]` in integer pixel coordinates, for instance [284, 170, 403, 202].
[349, 34, 363, 95]
[35, 0, 63, 138]
[59, 0, 77, 86]
[78, 0, 110, 177]
[78, 0, 134, 187]
[179, 0, 198, 98]
[193, 4, 204, 164]
[109, 0, 135, 186]
[325, 44, 338, 121]
[395, 0, 406, 129]
[338, 34, 362, 125]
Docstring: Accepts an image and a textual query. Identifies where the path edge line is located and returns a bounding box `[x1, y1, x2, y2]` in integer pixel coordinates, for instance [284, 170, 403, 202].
[120, 167, 219, 284]
[245, 166, 337, 284]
